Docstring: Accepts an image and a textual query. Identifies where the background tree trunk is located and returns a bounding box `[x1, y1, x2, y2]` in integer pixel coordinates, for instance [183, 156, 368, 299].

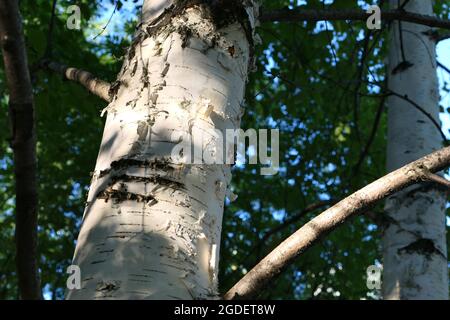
[0, 0, 40, 300]
[66, 0, 257, 300]
[383, 0, 448, 300]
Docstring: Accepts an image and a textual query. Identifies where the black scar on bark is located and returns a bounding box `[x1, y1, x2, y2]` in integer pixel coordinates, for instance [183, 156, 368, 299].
[391, 60, 414, 74]
[99, 158, 173, 178]
[398, 238, 446, 259]
[108, 80, 122, 100]
[96, 158, 186, 204]
[109, 174, 186, 190]
[97, 188, 157, 204]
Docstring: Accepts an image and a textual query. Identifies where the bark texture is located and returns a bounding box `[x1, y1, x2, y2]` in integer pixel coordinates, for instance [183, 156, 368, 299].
[382, 0, 448, 300]
[0, 0, 40, 299]
[67, 0, 258, 300]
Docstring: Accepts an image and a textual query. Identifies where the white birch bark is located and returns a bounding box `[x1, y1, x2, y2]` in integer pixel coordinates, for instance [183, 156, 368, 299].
[66, 0, 258, 300]
[383, 0, 448, 300]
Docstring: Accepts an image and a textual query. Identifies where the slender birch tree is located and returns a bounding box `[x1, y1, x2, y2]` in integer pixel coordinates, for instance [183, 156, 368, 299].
[66, 0, 259, 300]
[0, 0, 40, 300]
[383, 0, 449, 299]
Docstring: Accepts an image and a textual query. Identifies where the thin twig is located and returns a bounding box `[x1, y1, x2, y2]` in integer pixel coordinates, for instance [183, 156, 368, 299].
[423, 171, 450, 188]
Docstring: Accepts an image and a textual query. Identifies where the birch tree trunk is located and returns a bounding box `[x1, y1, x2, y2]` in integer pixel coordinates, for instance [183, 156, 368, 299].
[66, 0, 258, 300]
[382, 0, 448, 300]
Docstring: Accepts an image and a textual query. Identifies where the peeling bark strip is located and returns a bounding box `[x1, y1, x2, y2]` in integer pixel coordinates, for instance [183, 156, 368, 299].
[224, 147, 450, 300]
[67, 0, 258, 300]
[260, 8, 450, 30]
[0, 0, 41, 300]
[382, 0, 448, 300]
[46, 61, 112, 102]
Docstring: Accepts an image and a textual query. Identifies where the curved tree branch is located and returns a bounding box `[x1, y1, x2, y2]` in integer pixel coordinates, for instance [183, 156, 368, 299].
[260, 8, 450, 30]
[438, 61, 450, 74]
[224, 146, 450, 300]
[386, 91, 447, 142]
[0, 0, 41, 300]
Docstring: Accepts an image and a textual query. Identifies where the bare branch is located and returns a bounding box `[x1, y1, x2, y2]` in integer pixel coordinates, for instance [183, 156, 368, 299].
[438, 61, 450, 74]
[363, 79, 447, 142]
[0, 0, 41, 300]
[46, 61, 112, 102]
[423, 171, 450, 189]
[260, 8, 450, 30]
[224, 146, 450, 300]
[386, 91, 447, 142]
